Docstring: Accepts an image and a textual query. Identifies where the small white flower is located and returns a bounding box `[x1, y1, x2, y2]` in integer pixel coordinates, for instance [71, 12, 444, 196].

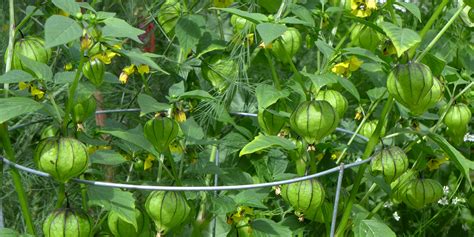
[438, 197, 449, 206]
[393, 211, 400, 221]
[443, 186, 450, 195]
[452, 197, 465, 205]
[384, 201, 393, 208]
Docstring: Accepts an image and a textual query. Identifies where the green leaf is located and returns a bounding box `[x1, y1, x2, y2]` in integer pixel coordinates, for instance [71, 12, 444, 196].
[178, 90, 214, 100]
[366, 87, 387, 102]
[256, 23, 288, 45]
[44, 15, 82, 48]
[19, 55, 53, 81]
[53, 71, 76, 84]
[233, 189, 270, 209]
[0, 70, 34, 83]
[342, 47, 386, 65]
[214, 8, 268, 23]
[427, 132, 474, 186]
[239, 134, 296, 156]
[379, 22, 421, 57]
[122, 50, 168, 75]
[168, 81, 185, 98]
[252, 218, 293, 236]
[255, 84, 290, 110]
[87, 186, 137, 230]
[137, 94, 170, 117]
[315, 40, 335, 59]
[0, 97, 44, 123]
[90, 150, 127, 166]
[52, 0, 80, 15]
[302, 72, 338, 90]
[289, 4, 315, 27]
[421, 53, 446, 77]
[280, 16, 313, 26]
[181, 118, 205, 141]
[102, 18, 145, 43]
[354, 219, 396, 237]
[196, 39, 227, 58]
[394, 2, 421, 22]
[337, 76, 360, 101]
[100, 126, 156, 156]
[175, 15, 205, 53]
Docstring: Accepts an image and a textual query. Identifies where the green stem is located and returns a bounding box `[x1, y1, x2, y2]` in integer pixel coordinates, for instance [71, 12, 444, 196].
[55, 183, 66, 208]
[0, 124, 36, 235]
[216, 10, 225, 40]
[408, 0, 450, 58]
[4, 0, 15, 98]
[263, 49, 282, 90]
[157, 153, 164, 182]
[415, 4, 466, 62]
[335, 95, 394, 236]
[80, 175, 88, 210]
[14, 6, 40, 34]
[62, 51, 86, 135]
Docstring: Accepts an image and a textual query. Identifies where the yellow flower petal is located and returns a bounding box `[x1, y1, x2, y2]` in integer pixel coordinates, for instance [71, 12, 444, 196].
[119, 72, 129, 84]
[331, 62, 350, 76]
[348, 56, 363, 71]
[30, 86, 44, 99]
[144, 154, 156, 171]
[427, 157, 449, 171]
[123, 64, 136, 75]
[19, 82, 30, 90]
[137, 64, 150, 75]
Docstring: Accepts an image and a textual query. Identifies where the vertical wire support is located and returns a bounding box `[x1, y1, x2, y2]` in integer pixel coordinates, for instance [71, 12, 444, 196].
[212, 148, 220, 237]
[330, 163, 345, 237]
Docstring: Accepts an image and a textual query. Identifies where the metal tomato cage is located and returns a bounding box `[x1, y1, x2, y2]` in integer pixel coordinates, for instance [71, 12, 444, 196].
[1, 109, 371, 237]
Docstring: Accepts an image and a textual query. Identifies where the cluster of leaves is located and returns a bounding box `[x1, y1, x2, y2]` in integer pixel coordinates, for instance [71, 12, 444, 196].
[0, 0, 473, 236]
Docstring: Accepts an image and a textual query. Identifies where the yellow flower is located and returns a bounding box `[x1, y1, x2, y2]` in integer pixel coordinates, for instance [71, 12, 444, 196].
[213, 0, 234, 8]
[137, 64, 150, 75]
[332, 56, 363, 77]
[427, 157, 449, 171]
[144, 154, 156, 171]
[119, 72, 129, 84]
[19, 82, 29, 90]
[351, 0, 377, 18]
[91, 49, 120, 65]
[332, 61, 350, 76]
[123, 64, 136, 75]
[80, 36, 92, 51]
[30, 86, 45, 99]
[64, 63, 73, 71]
[354, 111, 363, 120]
[348, 56, 363, 71]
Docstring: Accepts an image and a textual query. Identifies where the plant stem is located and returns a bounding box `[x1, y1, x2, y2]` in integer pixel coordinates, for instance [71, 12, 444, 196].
[55, 183, 66, 208]
[335, 95, 394, 236]
[415, 4, 466, 62]
[263, 49, 282, 90]
[408, 0, 450, 58]
[0, 124, 36, 235]
[4, 0, 15, 98]
[80, 175, 88, 210]
[62, 51, 86, 135]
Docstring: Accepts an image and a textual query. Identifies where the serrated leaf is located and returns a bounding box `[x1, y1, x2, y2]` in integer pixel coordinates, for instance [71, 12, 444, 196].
[87, 186, 137, 230]
[137, 94, 170, 117]
[379, 22, 421, 57]
[342, 47, 387, 65]
[178, 90, 214, 100]
[122, 51, 168, 75]
[337, 76, 360, 101]
[239, 134, 296, 156]
[44, 15, 82, 48]
[252, 218, 293, 236]
[255, 84, 290, 110]
[100, 126, 156, 156]
[214, 7, 268, 23]
[233, 189, 270, 209]
[302, 72, 338, 90]
[0, 97, 44, 123]
[175, 15, 205, 53]
[0, 70, 34, 83]
[395, 2, 421, 22]
[102, 18, 145, 43]
[354, 219, 396, 237]
[52, 0, 80, 15]
[427, 132, 474, 186]
[256, 23, 288, 45]
[90, 150, 127, 165]
[19, 55, 52, 81]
